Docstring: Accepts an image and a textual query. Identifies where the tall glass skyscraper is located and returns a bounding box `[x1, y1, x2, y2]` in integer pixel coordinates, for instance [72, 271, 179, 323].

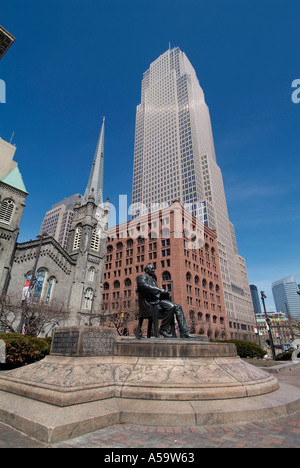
[272, 275, 300, 321]
[131, 47, 256, 337]
[250, 285, 262, 315]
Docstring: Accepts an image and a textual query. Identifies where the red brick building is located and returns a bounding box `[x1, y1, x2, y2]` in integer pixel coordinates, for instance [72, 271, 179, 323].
[102, 201, 229, 339]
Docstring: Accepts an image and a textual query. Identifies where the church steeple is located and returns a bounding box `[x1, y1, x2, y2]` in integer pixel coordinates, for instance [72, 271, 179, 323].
[82, 117, 105, 206]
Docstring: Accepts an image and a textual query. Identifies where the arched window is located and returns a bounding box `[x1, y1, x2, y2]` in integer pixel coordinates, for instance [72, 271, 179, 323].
[116, 242, 123, 250]
[0, 198, 15, 225]
[73, 225, 82, 250]
[45, 276, 56, 304]
[209, 281, 213, 291]
[33, 269, 46, 300]
[91, 227, 100, 251]
[195, 275, 199, 285]
[186, 272, 191, 282]
[124, 278, 131, 288]
[88, 267, 95, 282]
[113, 280, 120, 289]
[103, 282, 109, 290]
[107, 244, 113, 253]
[162, 271, 171, 281]
[83, 288, 93, 310]
[202, 279, 207, 288]
[197, 312, 203, 321]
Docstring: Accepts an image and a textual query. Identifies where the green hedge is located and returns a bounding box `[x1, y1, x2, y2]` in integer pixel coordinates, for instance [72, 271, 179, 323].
[214, 339, 267, 359]
[0, 333, 52, 370]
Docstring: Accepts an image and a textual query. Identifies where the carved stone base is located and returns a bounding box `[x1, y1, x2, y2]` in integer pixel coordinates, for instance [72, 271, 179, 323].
[0, 329, 288, 443]
[0, 336, 279, 407]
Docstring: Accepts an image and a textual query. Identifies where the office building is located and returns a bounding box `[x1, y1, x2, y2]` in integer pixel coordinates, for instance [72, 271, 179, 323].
[39, 194, 80, 250]
[250, 284, 262, 315]
[131, 47, 256, 336]
[102, 201, 252, 340]
[272, 275, 300, 321]
[0, 25, 15, 60]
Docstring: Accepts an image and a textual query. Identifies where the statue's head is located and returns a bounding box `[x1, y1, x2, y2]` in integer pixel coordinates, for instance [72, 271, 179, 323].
[145, 264, 155, 276]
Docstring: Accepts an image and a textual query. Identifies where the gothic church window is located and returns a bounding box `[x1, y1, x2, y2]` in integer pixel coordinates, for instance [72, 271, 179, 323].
[83, 288, 93, 310]
[45, 276, 56, 304]
[0, 198, 15, 224]
[88, 267, 95, 282]
[73, 225, 82, 250]
[91, 227, 100, 251]
[33, 269, 46, 301]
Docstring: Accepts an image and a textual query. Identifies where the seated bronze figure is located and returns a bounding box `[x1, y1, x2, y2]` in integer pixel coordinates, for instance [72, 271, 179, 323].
[136, 264, 193, 339]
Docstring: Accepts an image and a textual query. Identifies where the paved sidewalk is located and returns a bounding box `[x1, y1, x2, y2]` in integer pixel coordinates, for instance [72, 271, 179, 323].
[0, 364, 299, 449]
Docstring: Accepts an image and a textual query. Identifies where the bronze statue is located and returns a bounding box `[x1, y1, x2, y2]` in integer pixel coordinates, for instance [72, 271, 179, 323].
[136, 264, 194, 339]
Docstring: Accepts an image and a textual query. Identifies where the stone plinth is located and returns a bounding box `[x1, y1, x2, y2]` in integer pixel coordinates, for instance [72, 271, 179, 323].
[114, 338, 237, 358]
[0, 327, 290, 443]
[0, 331, 279, 407]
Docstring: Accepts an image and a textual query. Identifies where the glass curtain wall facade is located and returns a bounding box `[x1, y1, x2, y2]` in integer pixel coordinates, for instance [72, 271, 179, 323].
[272, 275, 300, 321]
[131, 47, 256, 336]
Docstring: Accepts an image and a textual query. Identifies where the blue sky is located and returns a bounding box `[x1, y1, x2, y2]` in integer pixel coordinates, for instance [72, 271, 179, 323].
[0, 0, 299, 310]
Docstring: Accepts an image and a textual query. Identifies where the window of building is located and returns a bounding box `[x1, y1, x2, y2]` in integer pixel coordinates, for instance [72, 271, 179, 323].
[83, 288, 93, 310]
[45, 276, 56, 304]
[73, 225, 82, 250]
[91, 227, 100, 251]
[0, 198, 15, 224]
[33, 269, 46, 300]
[162, 271, 171, 281]
[88, 267, 95, 282]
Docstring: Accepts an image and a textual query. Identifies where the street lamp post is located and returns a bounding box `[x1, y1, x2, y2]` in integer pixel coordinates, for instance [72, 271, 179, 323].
[260, 291, 276, 360]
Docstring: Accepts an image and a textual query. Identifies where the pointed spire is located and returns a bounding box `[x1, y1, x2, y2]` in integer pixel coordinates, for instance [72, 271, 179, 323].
[82, 117, 105, 206]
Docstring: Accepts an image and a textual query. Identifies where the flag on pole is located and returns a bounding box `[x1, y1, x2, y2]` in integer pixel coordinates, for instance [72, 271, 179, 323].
[22, 280, 30, 301]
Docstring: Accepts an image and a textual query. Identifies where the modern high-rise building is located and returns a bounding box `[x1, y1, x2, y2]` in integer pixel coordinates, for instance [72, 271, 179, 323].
[39, 194, 80, 250]
[272, 275, 300, 322]
[131, 47, 256, 337]
[250, 284, 262, 315]
[0, 25, 15, 60]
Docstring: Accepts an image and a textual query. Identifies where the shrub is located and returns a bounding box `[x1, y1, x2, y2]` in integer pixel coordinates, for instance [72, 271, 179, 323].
[0, 333, 51, 370]
[214, 339, 267, 359]
[275, 350, 293, 361]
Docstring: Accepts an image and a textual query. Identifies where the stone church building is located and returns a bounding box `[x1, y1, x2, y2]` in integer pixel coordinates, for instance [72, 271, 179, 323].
[3, 118, 109, 327]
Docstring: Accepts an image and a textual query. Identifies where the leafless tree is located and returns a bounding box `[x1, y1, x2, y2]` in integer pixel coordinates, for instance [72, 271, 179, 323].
[0, 293, 70, 337]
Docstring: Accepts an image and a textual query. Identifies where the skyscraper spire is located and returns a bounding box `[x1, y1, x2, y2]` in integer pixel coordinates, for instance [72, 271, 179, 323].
[82, 116, 105, 205]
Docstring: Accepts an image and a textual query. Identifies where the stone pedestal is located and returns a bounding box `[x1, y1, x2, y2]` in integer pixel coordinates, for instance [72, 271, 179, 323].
[0, 327, 295, 444]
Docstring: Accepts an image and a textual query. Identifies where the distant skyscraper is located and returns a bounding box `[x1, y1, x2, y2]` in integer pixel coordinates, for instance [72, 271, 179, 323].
[272, 275, 300, 321]
[39, 194, 80, 250]
[131, 47, 256, 335]
[250, 285, 262, 315]
[0, 26, 15, 60]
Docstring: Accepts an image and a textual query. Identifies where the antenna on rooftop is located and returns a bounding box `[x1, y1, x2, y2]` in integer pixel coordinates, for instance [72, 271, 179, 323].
[9, 131, 14, 144]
